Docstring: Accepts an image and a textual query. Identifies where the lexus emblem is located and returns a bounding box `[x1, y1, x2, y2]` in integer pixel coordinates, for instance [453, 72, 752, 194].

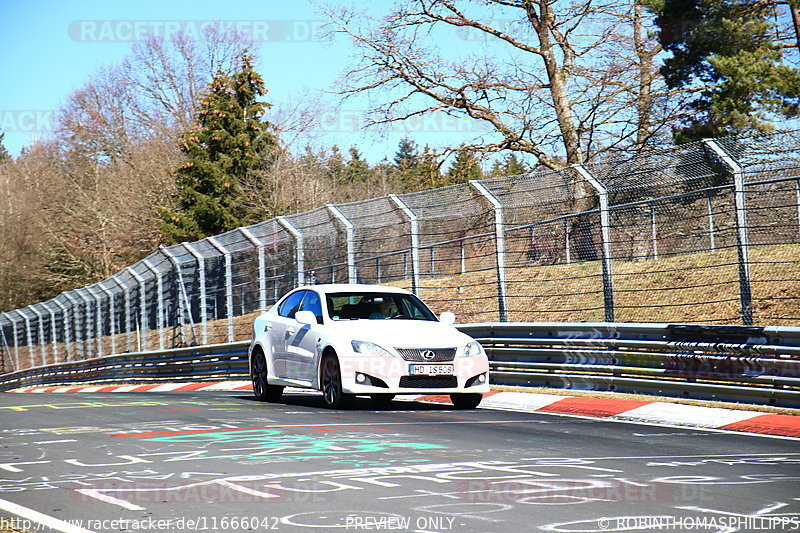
[421, 350, 436, 361]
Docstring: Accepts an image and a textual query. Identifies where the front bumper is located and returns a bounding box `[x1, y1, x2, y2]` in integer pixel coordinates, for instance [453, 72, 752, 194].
[339, 353, 490, 395]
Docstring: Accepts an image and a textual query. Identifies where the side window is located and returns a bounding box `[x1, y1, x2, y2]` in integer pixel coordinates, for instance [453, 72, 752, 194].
[299, 291, 324, 324]
[278, 291, 306, 319]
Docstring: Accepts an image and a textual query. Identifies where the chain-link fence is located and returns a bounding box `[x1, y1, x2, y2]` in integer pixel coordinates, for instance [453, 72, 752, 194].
[2, 130, 800, 372]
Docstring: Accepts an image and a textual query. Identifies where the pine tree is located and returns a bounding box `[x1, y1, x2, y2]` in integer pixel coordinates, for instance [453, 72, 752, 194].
[447, 145, 482, 184]
[159, 52, 278, 242]
[653, 0, 800, 141]
[393, 137, 419, 170]
[325, 145, 347, 186]
[345, 147, 371, 183]
[0, 131, 10, 163]
[413, 146, 443, 189]
[490, 153, 528, 177]
[392, 137, 422, 189]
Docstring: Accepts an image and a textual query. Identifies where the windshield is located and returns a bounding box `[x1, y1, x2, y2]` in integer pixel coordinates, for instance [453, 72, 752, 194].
[326, 292, 438, 321]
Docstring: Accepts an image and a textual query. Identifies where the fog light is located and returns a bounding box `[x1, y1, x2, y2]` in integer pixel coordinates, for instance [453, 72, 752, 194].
[356, 373, 366, 383]
[478, 373, 486, 383]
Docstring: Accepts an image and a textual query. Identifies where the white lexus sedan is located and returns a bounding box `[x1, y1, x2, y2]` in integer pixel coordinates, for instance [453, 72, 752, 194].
[248, 284, 490, 409]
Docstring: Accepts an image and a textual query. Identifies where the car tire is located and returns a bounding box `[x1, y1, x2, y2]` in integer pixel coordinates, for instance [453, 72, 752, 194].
[450, 393, 483, 409]
[321, 354, 353, 409]
[370, 394, 395, 407]
[251, 349, 284, 402]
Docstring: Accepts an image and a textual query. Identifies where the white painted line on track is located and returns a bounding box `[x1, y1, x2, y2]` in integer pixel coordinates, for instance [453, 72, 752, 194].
[111, 385, 144, 392]
[201, 380, 252, 390]
[611, 402, 758, 427]
[480, 391, 564, 411]
[0, 496, 96, 533]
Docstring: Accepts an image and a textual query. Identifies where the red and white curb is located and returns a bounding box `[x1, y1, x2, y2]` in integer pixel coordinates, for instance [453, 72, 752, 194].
[8, 382, 800, 438]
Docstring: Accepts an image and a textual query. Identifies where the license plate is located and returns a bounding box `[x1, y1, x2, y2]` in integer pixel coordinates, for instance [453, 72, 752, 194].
[409, 364, 454, 376]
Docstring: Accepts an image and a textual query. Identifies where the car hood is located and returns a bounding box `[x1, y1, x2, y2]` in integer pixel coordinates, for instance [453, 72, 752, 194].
[329, 319, 471, 349]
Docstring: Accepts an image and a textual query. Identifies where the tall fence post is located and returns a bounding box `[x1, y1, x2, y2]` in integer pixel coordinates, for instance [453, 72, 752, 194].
[75, 290, 91, 358]
[240, 228, 267, 311]
[207, 237, 235, 343]
[53, 300, 71, 362]
[649, 203, 659, 260]
[78, 289, 96, 357]
[112, 278, 133, 353]
[97, 283, 116, 355]
[277, 216, 305, 287]
[704, 139, 753, 325]
[126, 268, 148, 352]
[563, 218, 571, 264]
[469, 180, 509, 322]
[327, 205, 357, 283]
[159, 246, 196, 346]
[574, 165, 615, 322]
[0, 314, 16, 372]
[706, 191, 716, 251]
[795, 179, 800, 235]
[9, 312, 20, 368]
[29, 306, 47, 367]
[17, 309, 35, 368]
[142, 260, 165, 350]
[41, 302, 58, 364]
[86, 286, 103, 356]
[389, 194, 421, 295]
[63, 293, 83, 359]
[182, 243, 208, 345]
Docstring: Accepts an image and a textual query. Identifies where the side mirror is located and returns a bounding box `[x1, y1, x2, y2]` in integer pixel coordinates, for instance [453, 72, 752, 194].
[295, 310, 317, 326]
[440, 311, 456, 325]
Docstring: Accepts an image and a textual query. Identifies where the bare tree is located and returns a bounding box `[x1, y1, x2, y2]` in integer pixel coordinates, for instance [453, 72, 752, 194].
[118, 25, 254, 136]
[0, 26, 254, 310]
[324, 0, 686, 169]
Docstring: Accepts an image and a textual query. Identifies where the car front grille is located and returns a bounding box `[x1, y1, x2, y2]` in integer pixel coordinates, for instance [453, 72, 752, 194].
[395, 348, 457, 362]
[399, 376, 458, 388]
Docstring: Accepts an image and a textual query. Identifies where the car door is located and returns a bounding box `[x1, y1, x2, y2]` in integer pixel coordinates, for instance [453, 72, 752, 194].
[270, 290, 306, 378]
[290, 290, 324, 382]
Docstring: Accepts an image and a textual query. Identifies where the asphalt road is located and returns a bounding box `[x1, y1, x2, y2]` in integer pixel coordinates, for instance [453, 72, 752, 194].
[0, 391, 798, 533]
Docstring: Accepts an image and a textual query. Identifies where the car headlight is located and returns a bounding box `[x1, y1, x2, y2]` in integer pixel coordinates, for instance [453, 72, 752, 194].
[460, 340, 484, 357]
[351, 340, 395, 358]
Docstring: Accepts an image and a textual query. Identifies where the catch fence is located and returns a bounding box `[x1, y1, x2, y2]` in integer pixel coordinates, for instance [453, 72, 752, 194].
[2, 130, 800, 372]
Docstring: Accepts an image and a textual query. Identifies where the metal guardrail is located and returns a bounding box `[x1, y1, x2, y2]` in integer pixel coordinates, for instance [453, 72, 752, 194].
[1, 323, 799, 408]
[0, 342, 250, 392]
[459, 323, 800, 408]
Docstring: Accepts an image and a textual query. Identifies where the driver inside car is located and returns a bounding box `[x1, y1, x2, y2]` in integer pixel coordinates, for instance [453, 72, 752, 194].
[369, 298, 394, 319]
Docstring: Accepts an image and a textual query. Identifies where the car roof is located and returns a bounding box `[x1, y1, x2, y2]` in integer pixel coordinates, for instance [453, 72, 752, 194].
[294, 283, 413, 295]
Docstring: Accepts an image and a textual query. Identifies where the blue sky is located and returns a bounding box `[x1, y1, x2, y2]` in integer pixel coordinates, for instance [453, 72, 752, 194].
[0, 0, 485, 162]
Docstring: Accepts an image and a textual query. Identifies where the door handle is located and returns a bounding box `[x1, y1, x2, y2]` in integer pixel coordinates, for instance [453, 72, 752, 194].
[287, 328, 295, 336]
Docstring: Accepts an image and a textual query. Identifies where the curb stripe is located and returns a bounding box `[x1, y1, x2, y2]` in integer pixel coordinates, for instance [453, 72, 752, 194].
[173, 382, 215, 391]
[537, 397, 653, 418]
[719, 414, 800, 437]
[129, 384, 163, 392]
